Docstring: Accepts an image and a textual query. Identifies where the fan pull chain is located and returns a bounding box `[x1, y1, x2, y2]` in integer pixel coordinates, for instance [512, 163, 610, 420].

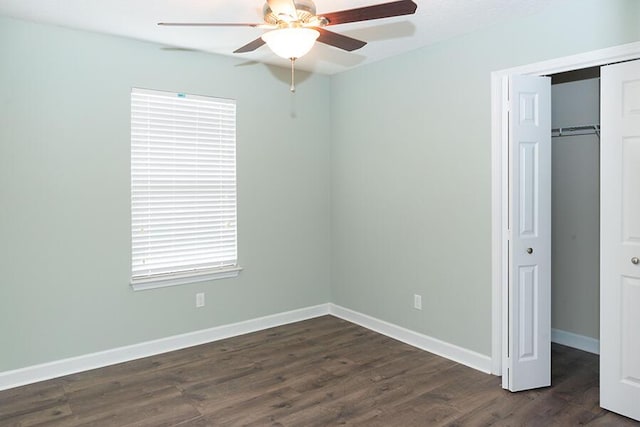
[290, 58, 296, 93]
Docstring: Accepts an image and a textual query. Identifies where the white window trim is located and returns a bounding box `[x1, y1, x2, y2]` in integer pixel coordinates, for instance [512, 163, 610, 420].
[131, 266, 243, 291]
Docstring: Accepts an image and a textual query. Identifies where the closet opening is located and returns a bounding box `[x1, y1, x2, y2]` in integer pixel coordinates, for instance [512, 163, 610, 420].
[492, 42, 640, 420]
[549, 65, 601, 392]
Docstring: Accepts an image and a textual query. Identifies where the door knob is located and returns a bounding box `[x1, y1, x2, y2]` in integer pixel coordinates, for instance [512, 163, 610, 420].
[632, 257, 639, 265]
[527, 248, 533, 254]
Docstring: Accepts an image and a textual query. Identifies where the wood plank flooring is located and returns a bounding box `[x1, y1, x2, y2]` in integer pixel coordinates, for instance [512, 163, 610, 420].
[1, 315, 638, 426]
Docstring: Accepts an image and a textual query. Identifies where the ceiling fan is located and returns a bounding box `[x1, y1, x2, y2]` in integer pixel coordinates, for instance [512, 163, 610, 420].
[159, 0, 418, 91]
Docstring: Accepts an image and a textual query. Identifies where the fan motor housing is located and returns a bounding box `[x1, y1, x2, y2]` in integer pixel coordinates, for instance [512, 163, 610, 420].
[263, 0, 318, 24]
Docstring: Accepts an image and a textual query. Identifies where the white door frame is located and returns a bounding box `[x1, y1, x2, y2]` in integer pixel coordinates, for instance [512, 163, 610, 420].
[490, 41, 640, 380]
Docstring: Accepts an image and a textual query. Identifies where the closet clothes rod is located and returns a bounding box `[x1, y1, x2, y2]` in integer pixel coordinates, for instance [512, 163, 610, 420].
[552, 124, 600, 137]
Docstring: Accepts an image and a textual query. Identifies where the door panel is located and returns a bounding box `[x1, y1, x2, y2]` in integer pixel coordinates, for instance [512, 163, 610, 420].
[601, 59, 640, 421]
[519, 142, 538, 236]
[517, 265, 538, 360]
[622, 138, 640, 240]
[507, 75, 551, 392]
[621, 277, 640, 385]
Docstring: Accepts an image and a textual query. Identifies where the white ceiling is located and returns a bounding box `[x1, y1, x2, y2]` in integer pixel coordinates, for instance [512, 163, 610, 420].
[0, 0, 554, 74]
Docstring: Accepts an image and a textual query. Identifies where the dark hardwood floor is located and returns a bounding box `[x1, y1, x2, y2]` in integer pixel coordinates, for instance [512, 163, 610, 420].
[1, 315, 638, 426]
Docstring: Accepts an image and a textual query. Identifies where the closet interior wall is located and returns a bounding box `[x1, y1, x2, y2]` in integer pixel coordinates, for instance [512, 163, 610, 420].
[550, 76, 601, 347]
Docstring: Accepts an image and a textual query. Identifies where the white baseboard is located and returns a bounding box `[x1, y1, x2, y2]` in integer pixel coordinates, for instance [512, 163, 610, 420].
[1, 303, 495, 391]
[0, 304, 330, 391]
[551, 328, 600, 355]
[328, 304, 492, 374]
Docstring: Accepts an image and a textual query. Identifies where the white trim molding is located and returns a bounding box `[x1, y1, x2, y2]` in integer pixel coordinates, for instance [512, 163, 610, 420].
[0, 304, 330, 391]
[551, 329, 600, 355]
[130, 266, 243, 291]
[329, 304, 492, 374]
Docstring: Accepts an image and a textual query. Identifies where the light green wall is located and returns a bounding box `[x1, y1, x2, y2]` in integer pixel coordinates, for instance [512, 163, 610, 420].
[2, 0, 639, 373]
[0, 16, 331, 371]
[330, 0, 640, 355]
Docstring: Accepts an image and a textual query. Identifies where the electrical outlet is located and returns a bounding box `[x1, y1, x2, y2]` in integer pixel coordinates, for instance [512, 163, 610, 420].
[196, 292, 205, 308]
[414, 294, 422, 310]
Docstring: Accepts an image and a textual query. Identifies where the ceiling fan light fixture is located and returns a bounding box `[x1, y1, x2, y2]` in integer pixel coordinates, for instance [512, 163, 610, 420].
[261, 27, 319, 59]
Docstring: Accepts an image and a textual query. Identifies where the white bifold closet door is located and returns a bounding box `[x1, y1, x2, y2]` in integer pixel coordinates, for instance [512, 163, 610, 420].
[600, 59, 640, 422]
[506, 75, 552, 392]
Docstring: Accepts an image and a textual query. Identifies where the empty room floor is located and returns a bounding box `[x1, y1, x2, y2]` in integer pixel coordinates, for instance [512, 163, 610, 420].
[1, 316, 637, 426]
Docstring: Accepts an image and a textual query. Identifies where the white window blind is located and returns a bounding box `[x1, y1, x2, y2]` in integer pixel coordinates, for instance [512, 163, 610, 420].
[131, 88, 239, 289]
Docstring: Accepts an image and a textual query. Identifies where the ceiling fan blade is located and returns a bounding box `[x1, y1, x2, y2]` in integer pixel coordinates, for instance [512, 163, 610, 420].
[267, 0, 298, 22]
[321, 0, 417, 26]
[316, 28, 366, 52]
[233, 37, 267, 54]
[158, 22, 264, 27]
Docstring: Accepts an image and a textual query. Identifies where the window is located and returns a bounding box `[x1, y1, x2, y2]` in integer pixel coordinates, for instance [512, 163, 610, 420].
[130, 88, 239, 290]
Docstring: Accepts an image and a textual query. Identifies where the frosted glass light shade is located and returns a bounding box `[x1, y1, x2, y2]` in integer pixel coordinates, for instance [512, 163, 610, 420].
[262, 28, 320, 59]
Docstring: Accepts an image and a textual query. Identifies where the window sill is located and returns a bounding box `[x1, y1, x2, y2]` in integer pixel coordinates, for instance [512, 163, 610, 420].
[130, 266, 243, 291]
